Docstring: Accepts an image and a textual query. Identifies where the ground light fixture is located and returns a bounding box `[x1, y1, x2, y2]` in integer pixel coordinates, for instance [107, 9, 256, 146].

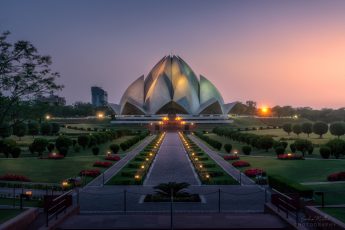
[45, 115, 51, 120]
[97, 112, 104, 118]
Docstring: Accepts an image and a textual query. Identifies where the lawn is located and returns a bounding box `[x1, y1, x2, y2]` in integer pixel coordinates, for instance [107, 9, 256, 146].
[305, 183, 345, 205]
[0, 209, 24, 224]
[0, 197, 42, 207]
[0, 136, 145, 183]
[319, 207, 345, 223]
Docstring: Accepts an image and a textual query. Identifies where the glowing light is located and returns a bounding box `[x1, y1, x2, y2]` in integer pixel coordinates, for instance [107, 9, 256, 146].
[261, 107, 269, 113]
[293, 115, 298, 119]
[97, 112, 104, 118]
[141, 165, 145, 169]
[195, 157, 199, 161]
[206, 174, 210, 179]
[62, 181, 68, 187]
[149, 153, 153, 156]
[145, 158, 149, 161]
[287, 153, 292, 157]
[199, 164, 203, 168]
[45, 115, 51, 120]
[135, 175, 140, 179]
[25, 190, 33, 196]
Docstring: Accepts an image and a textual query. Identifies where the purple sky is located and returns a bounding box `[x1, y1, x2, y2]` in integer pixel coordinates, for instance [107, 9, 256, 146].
[1, 0, 345, 109]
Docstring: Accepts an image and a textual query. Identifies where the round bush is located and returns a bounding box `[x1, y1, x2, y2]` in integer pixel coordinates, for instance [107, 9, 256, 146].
[275, 146, 285, 155]
[47, 143, 55, 152]
[10, 147, 21, 158]
[109, 144, 120, 154]
[224, 144, 232, 153]
[319, 146, 331, 159]
[92, 146, 100, 156]
[242, 146, 252, 155]
[40, 122, 52, 135]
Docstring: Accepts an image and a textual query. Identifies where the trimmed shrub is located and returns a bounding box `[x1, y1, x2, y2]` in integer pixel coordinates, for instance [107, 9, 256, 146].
[194, 132, 222, 150]
[31, 138, 49, 156]
[242, 145, 252, 155]
[327, 172, 345, 181]
[224, 144, 232, 153]
[10, 146, 21, 158]
[275, 146, 285, 155]
[0, 174, 30, 182]
[40, 122, 52, 135]
[290, 143, 296, 153]
[93, 161, 112, 168]
[319, 146, 331, 159]
[277, 153, 304, 160]
[12, 122, 27, 140]
[223, 155, 239, 160]
[78, 135, 90, 149]
[92, 146, 100, 156]
[109, 144, 120, 154]
[47, 143, 55, 152]
[232, 160, 250, 167]
[268, 175, 314, 198]
[55, 136, 72, 156]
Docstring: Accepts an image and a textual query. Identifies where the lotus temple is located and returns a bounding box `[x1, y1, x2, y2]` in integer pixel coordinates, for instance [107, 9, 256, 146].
[109, 55, 237, 123]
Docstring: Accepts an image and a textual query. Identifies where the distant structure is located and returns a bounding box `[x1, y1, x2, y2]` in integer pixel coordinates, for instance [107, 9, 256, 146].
[91, 86, 108, 107]
[36, 94, 66, 106]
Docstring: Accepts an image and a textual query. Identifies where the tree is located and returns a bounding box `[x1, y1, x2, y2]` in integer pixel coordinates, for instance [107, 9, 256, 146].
[10, 146, 21, 158]
[275, 146, 285, 155]
[0, 31, 63, 127]
[30, 138, 48, 156]
[313, 122, 328, 138]
[294, 139, 313, 157]
[292, 124, 302, 136]
[55, 136, 72, 156]
[282, 123, 292, 135]
[301, 122, 313, 137]
[325, 139, 345, 159]
[51, 123, 60, 135]
[329, 122, 345, 138]
[27, 121, 39, 137]
[12, 122, 27, 140]
[77, 135, 90, 149]
[0, 122, 12, 139]
[109, 144, 120, 154]
[153, 182, 190, 197]
[245, 100, 257, 115]
[258, 136, 274, 152]
[47, 143, 55, 152]
[290, 143, 296, 153]
[224, 144, 232, 153]
[40, 122, 52, 135]
[0, 139, 17, 158]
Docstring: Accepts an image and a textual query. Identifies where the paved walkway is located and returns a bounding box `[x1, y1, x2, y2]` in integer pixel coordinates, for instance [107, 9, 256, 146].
[144, 132, 200, 186]
[189, 135, 257, 186]
[86, 135, 155, 187]
[59, 213, 287, 229]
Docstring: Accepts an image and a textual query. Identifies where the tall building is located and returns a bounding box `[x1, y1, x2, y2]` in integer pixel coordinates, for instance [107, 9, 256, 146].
[91, 86, 108, 107]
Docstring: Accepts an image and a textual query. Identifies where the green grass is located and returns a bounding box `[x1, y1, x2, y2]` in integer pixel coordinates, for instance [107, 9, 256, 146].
[304, 183, 345, 205]
[0, 209, 24, 224]
[319, 207, 345, 223]
[0, 136, 144, 183]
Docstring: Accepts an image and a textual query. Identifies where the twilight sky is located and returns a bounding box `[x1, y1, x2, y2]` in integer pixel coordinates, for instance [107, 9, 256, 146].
[1, 0, 345, 109]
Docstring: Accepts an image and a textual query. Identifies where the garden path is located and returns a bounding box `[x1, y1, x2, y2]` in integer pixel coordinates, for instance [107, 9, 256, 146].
[144, 132, 200, 186]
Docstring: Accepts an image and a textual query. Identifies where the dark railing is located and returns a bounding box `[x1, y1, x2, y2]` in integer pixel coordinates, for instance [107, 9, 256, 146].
[45, 190, 73, 227]
[271, 189, 300, 225]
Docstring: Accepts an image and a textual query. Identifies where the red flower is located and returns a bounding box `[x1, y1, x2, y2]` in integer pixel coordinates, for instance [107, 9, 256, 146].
[277, 153, 304, 160]
[105, 155, 121, 161]
[327, 171, 345, 181]
[0, 174, 31, 182]
[48, 153, 65, 159]
[232, 160, 250, 167]
[93, 161, 113, 168]
[79, 169, 101, 177]
[223, 155, 239, 160]
[244, 168, 265, 177]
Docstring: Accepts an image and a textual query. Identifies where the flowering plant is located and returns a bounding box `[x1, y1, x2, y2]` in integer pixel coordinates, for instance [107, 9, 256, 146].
[223, 155, 239, 160]
[244, 168, 265, 177]
[93, 161, 112, 168]
[79, 169, 101, 177]
[105, 155, 121, 161]
[277, 153, 304, 160]
[232, 160, 250, 167]
[327, 171, 345, 181]
[48, 153, 65, 159]
[0, 174, 31, 182]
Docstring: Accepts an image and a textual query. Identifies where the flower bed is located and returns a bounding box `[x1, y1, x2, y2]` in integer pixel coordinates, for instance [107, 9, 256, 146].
[232, 160, 250, 167]
[48, 153, 65, 159]
[277, 153, 304, 160]
[0, 174, 31, 182]
[79, 169, 101, 177]
[244, 168, 265, 177]
[223, 155, 239, 160]
[93, 161, 113, 168]
[105, 155, 121, 161]
[327, 171, 345, 181]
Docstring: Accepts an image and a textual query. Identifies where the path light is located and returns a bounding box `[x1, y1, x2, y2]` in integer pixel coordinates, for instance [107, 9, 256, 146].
[192, 153, 195, 156]
[45, 115, 51, 120]
[233, 150, 238, 155]
[145, 158, 149, 161]
[206, 174, 210, 179]
[195, 157, 199, 161]
[141, 165, 145, 169]
[199, 164, 203, 168]
[287, 153, 292, 157]
[149, 153, 153, 156]
[135, 175, 140, 180]
[107, 151, 111, 156]
[25, 190, 33, 197]
[52, 152, 57, 156]
[97, 112, 104, 119]
[62, 181, 68, 187]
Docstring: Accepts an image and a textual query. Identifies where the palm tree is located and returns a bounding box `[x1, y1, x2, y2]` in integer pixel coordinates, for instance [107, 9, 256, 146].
[153, 182, 190, 197]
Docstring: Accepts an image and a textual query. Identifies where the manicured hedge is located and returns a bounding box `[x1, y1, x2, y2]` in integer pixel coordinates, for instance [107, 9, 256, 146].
[194, 131, 222, 150]
[120, 131, 149, 151]
[268, 175, 313, 199]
